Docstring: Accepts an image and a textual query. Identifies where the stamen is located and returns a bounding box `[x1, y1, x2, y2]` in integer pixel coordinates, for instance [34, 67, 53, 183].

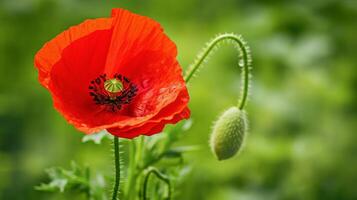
[88, 74, 138, 112]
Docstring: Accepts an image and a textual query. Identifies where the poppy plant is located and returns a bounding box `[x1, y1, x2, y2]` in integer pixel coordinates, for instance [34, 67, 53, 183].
[34, 8, 190, 139]
[34, 8, 253, 199]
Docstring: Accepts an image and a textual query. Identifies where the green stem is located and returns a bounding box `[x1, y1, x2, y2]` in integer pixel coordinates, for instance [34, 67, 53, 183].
[135, 136, 144, 166]
[85, 166, 91, 200]
[112, 137, 121, 200]
[142, 167, 171, 200]
[184, 33, 252, 110]
[125, 140, 137, 200]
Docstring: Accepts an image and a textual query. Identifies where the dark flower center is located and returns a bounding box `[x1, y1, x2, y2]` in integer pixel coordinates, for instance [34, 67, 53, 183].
[89, 74, 138, 112]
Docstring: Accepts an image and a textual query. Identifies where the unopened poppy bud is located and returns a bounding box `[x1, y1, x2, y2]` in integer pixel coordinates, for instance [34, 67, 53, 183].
[210, 107, 247, 161]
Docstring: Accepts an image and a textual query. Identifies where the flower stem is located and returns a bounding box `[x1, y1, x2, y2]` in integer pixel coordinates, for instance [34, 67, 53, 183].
[142, 167, 171, 200]
[112, 137, 121, 200]
[85, 166, 91, 200]
[184, 33, 252, 110]
[125, 140, 136, 200]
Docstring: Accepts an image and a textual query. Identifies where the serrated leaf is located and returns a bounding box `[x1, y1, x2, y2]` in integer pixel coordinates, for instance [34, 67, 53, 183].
[35, 178, 67, 192]
[36, 161, 89, 194]
[36, 161, 108, 200]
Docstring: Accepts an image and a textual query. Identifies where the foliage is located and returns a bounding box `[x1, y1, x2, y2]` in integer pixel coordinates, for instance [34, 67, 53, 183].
[35, 161, 108, 200]
[1, 0, 356, 199]
[36, 120, 194, 199]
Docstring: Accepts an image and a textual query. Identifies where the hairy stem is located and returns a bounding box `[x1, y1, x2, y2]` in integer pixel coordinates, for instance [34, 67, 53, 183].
[184, 33, 252, 109]
[142, 167, 171, 200]
[112, 137, 121, 200]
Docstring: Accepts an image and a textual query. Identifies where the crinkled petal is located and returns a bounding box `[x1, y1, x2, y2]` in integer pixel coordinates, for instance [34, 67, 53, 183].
[108, 107, 190, 139]
[34, 8, 190, 137]
[107, 89, 190, 138]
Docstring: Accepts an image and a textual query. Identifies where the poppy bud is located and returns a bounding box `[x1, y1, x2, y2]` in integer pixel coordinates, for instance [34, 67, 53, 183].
[210, 107, 247, 161]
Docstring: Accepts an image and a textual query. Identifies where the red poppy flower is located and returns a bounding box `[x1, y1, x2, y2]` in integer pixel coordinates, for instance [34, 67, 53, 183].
[34, 8, 190, 139]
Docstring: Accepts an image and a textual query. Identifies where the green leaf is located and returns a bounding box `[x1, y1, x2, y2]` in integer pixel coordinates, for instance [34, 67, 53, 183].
[35, 161, 89, 194]
[139, 119, 195, 170]
[181, 119, 193, 131]
[82, 130, 112, 144]
[35, 168, 68, 192]
[170, 145, 200, 153]
[36, 161, 108, 199]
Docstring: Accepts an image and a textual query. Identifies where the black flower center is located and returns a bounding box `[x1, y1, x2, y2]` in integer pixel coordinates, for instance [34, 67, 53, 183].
[89, 74, 138, 112]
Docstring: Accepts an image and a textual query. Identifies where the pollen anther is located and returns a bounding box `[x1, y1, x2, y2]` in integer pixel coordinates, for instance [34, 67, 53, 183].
[88, 74, 138, 112]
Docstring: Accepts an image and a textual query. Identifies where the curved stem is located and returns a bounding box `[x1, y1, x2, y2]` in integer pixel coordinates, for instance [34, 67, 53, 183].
[112, 137, 121, 200]
[184, 33, 252, 110]
[142, 167, 171, 200]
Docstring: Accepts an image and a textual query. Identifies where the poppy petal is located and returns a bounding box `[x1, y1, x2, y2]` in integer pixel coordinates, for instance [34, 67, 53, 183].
[35, 8, 191, 138]
[107, 89, 190, 138]
[48, 29, 114, 128]
[35, 18, 112, 88]
[104, 8, 177, 74]
[108, 108, 190, 139]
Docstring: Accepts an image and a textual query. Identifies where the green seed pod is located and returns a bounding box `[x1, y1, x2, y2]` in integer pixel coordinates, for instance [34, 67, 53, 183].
[104, 78, 124, 93]
[210, 107, 247, 161]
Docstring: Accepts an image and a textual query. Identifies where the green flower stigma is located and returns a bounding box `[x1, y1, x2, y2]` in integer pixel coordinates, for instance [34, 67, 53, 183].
[104, 78, 124, 93]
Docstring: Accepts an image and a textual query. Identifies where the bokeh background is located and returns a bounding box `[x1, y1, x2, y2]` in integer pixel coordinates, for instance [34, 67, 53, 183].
[1, 0, 356, 199]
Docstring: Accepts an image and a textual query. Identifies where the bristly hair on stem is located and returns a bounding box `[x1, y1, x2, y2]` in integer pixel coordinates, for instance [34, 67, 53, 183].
[184, 33, 252, 110]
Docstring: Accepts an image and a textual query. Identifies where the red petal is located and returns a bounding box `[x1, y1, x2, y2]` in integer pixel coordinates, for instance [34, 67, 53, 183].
[108, 107, 190, 139]
[34, 18, 112, 88]
[144, 107, 190, 136]
[107, 89, 190, 138]
[34, 9, 190, 136]
[104, 8, 177, 74]
[48, 29, 113, 128]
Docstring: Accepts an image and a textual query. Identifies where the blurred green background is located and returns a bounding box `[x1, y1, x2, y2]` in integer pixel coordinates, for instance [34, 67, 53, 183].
[1, 0, 356, 199]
